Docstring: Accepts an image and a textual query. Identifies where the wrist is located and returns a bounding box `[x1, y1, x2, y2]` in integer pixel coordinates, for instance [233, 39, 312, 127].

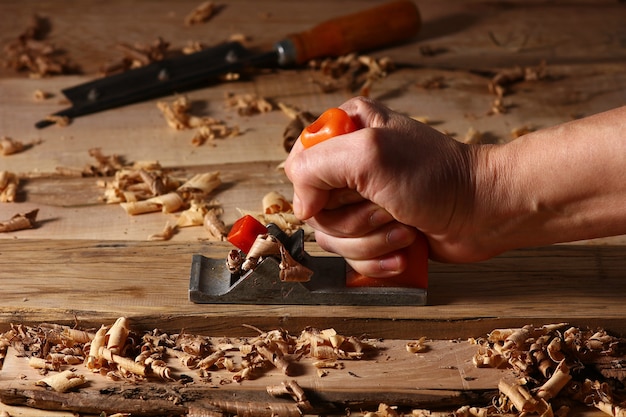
[472, 109, 626, 254]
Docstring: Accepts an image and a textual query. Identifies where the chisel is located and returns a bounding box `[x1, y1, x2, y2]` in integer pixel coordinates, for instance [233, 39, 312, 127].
[35, 0, 421, 129]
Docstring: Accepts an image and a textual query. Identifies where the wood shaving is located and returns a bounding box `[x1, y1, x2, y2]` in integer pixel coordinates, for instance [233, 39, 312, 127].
[406, 337, 429, 354]
[157, 95, 240, 146]
[4, 320, 625, 416]
[55, 147, 126, 178]
[0, 209, 38, 232]
[488, 61, 549, 98]
[33, 89, 53, 101]
[308, 53, 394, 96]
[472, 323, 626, 416]
[43, 114, 71, 127]
[175, 201, 226, 239]
[278, 102, 318, 153]
[72, 148, 226, 240]
[237, 191, 313, 239]
[100, 37, 170, 76]
[266, 380, 313, 413]
[35, 370, 86, 393]
[3, 14, 80, 77]
[461, 127, 482, 145]
[511, 126, 534, 139]
[416, 75, 446, 90]
[0, 171, 19, 202]
[228, 33, 252, 45]
[278, 245, 314, 282]
[203, 207, 228, 240]
[224, 92, 275, 116]
[182, 40, 208, 55]
[487, 96, 508, 115]
[121, 192, 184, 215]
[185, 1, 221, 26]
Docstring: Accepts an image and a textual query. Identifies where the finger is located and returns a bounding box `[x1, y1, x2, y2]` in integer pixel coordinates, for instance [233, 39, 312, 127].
[344, 249, 410, 278]
[324, 188, 365, 210]
[284, 132, 365, 220]
[313, 222, 417, 260]
[306, 202, 394, 238]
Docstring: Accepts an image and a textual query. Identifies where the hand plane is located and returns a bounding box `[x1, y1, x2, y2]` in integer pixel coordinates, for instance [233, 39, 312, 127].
[189, 220, 427, 306]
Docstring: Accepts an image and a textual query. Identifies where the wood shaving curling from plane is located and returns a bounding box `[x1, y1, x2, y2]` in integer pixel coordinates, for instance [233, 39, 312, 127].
[238, 191, 314, 239]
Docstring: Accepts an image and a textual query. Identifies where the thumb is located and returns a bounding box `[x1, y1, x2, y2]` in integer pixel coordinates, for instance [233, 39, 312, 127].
[284, 144, 333, 220]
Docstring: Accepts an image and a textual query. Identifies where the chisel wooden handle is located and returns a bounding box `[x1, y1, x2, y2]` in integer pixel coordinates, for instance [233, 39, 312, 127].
[275, 0, 421, 66]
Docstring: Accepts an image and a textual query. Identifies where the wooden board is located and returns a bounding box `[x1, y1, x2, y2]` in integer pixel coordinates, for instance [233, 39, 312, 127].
[1, 2, 626, 415]
[1, 240, 626, 341]
[1, 0, 625, 77]
[0, 339, 504, 415]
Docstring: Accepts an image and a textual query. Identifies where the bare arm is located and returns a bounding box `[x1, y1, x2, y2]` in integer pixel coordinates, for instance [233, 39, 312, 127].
[285, 97, 626, 276]
[470, 105, 626, 258]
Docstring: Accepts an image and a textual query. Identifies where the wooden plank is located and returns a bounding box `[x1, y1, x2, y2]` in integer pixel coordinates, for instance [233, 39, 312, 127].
[0, 161, 292, 241]
[1, 0, 624, 78]
[1, 240, 625, 339]
[2, 64, 625, 243]
[0, 339, 503, 415]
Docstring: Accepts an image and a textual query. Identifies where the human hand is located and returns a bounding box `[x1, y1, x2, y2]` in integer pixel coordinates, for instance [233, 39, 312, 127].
[284, 96, 484, 277]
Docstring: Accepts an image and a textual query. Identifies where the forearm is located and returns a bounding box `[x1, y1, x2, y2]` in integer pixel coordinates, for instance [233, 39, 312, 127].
[476, 106, 626, 254]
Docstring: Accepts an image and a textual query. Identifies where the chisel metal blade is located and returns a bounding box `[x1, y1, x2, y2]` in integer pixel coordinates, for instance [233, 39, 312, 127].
[35, 42, 276, 128]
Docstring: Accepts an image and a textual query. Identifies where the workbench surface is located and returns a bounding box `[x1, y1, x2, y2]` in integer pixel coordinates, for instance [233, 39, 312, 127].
[1, 1, 626, 415]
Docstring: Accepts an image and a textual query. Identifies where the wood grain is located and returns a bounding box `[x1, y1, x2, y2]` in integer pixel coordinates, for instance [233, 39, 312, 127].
[1, 240, 625, 339]
[1, 2, 625, 415]
[1, 0, 625, 77]
[0, 340, 503, 415]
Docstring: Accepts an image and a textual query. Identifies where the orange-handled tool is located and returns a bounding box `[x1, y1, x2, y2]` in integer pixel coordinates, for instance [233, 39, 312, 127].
[300, 108, 428, 289]
[36, 0, 420, 128]
[276, 0, 421, 66]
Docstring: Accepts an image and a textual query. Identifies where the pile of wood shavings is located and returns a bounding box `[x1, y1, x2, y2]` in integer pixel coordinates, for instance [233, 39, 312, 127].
[308, 53, 394, 97]
[360, 324, 626, 417]
[3, 14, 80, 77]
[96, 160, 226, 241]
[157, 95, 241, 147]
[0, 319, 374, 397]
[52, 147, 227, 241]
